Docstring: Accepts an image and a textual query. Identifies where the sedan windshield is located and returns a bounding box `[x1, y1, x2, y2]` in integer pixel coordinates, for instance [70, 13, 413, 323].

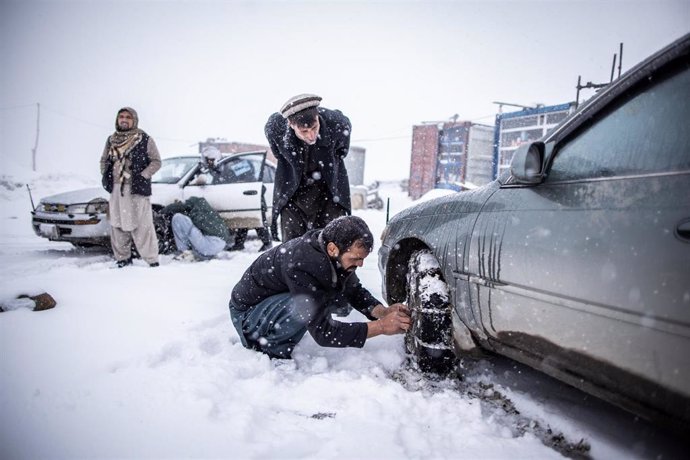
[152, 157, 199, 184]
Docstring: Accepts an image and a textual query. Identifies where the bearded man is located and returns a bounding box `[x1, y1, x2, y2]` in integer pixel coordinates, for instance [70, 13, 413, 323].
[228, 215, 410, 359]
[100, 107, 162, 268]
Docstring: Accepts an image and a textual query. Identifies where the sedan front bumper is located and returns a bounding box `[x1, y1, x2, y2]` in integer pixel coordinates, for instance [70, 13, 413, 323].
[31, 211, 110, 245]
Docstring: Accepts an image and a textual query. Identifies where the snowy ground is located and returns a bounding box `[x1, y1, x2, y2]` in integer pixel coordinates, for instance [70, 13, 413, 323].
[0, 173, 685, 459]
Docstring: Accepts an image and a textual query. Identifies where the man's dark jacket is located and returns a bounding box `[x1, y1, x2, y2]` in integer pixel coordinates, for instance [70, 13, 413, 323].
[161, 196, 231, 243]
[265, 108, 352, 225]
[101, 133, 153, 196]
[230, 229, 380, 348]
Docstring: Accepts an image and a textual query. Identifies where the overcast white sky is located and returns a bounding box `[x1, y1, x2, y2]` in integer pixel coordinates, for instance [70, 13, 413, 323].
[1, 0, 688, 182]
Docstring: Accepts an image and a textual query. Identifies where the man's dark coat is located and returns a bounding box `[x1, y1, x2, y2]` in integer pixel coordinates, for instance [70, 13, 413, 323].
[230, 229, 380, 348]
[264, 108, 352, 226]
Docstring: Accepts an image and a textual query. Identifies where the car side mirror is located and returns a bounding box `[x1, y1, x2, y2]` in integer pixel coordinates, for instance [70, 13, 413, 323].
[510, 141, 545, 184]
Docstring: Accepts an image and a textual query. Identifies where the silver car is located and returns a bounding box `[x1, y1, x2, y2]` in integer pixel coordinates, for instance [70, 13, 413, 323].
[378, 33, 690, 431]
[31, 151, 275, 249]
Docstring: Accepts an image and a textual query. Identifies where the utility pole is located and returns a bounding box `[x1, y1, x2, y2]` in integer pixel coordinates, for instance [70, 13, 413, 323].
[31, 102, 40, 171]
[575, 43, 624, 108]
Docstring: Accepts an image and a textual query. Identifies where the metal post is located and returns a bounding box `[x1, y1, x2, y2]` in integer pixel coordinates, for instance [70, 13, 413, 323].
[386, 197, 390, 224]
[31, 102, 40, 171]
[27, 184, 36, 211]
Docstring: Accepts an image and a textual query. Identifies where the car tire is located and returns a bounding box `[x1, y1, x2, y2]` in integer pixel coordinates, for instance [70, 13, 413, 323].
[406, 249, 456, 375]
[71, 242, 97, 249]
[153, 209, 176, 254]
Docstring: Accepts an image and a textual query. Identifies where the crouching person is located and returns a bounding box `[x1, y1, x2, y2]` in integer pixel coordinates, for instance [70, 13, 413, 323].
[161, 196, 232, 261]
[228, 215, 410, 359]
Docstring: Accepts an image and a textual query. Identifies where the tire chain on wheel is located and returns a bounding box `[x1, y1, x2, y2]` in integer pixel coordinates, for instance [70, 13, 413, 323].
[406, 249, 456, 375]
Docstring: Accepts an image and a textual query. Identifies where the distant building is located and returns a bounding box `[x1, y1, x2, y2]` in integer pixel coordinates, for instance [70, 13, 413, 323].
[493, 103, 576, 178]
[464, 125, 494, 186]
[198, 138, 276, 163]
[408, 121, 493, 200]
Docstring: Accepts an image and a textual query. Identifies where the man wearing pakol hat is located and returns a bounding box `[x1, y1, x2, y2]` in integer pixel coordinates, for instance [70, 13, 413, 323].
[100, 107, 161, 268]
[265, 94, 352, 242]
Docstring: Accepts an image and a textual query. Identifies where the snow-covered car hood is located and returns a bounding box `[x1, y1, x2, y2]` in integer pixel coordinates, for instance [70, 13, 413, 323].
[39, 187, 108, 204]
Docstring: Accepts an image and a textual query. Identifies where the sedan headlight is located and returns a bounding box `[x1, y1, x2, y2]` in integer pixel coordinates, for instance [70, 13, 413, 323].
[59, 199, 107, 214]
[85, 198, 108, 214]
[66, 203, 88, 213]
[380, 225, 391, 243]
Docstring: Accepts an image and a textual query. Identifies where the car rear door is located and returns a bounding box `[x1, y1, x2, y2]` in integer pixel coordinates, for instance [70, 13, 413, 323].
[183, 152, 268, 229]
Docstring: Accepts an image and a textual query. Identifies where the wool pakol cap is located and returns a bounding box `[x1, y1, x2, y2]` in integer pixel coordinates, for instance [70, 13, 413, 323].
[280, 94, 322, 118]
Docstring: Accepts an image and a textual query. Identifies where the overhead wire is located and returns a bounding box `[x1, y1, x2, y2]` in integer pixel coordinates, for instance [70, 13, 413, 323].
[0, 103, 37, 111]
[3, 103, 498, 146]
[7, 104, 198, 144]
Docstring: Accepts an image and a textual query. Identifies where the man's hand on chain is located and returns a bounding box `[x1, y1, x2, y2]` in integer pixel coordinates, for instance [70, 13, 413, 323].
[367, 303, 411, 337]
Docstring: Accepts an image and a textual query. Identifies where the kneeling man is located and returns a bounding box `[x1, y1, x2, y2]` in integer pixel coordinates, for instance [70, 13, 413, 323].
[161, 196, 231, 261]
[229, 216, 410, 358]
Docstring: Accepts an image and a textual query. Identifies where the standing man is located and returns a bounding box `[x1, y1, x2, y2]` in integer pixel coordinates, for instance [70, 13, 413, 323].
[265, 94, 352, 242]
[229, 216, 411, 359]
[100, 107, 161, 268]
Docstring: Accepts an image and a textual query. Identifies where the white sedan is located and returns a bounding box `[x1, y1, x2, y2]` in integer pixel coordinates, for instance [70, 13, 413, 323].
[31, 151, 275, 250]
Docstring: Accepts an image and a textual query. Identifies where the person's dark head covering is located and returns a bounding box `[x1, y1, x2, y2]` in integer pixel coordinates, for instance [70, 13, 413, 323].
[321, 215, 374, 253]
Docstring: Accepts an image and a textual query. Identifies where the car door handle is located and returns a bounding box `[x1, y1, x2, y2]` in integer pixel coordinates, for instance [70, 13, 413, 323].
[677, 219, 690, 242]
[243, 190, 258, 196]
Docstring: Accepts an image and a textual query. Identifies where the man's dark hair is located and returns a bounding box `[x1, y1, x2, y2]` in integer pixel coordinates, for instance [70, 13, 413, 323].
[322, 216, 374, 253]
[287, 107, 318, 127]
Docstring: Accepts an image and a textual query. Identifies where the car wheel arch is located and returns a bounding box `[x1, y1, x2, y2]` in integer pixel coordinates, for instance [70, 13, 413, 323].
[384, 237, 463, 306]
[384, 237, 430, 304]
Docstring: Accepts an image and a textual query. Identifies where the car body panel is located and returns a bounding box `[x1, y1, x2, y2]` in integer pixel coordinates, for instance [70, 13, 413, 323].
[31, 187, 111, 245]
[378, 33, 690, 429]
[33, 187, 109, 205]
[180, 152, 273, 229]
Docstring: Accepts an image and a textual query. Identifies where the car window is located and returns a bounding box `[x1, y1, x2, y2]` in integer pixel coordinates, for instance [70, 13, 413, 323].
[262, 163, 274, 183]
[215, 158, 258, 184]
[152, 157, 199, 184]
[547, 63, 690, 182]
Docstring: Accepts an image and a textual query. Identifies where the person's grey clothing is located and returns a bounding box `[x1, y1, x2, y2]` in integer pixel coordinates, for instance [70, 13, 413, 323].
[171, 214, 226, 258]
[109, 183, 159, 264]
[161, 197, 230, 242]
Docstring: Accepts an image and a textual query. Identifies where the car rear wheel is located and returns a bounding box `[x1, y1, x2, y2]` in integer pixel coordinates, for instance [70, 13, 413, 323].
[406, 249, 456, 375]
[153, 209, 176, 254]
[71, 242, 98, 248]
